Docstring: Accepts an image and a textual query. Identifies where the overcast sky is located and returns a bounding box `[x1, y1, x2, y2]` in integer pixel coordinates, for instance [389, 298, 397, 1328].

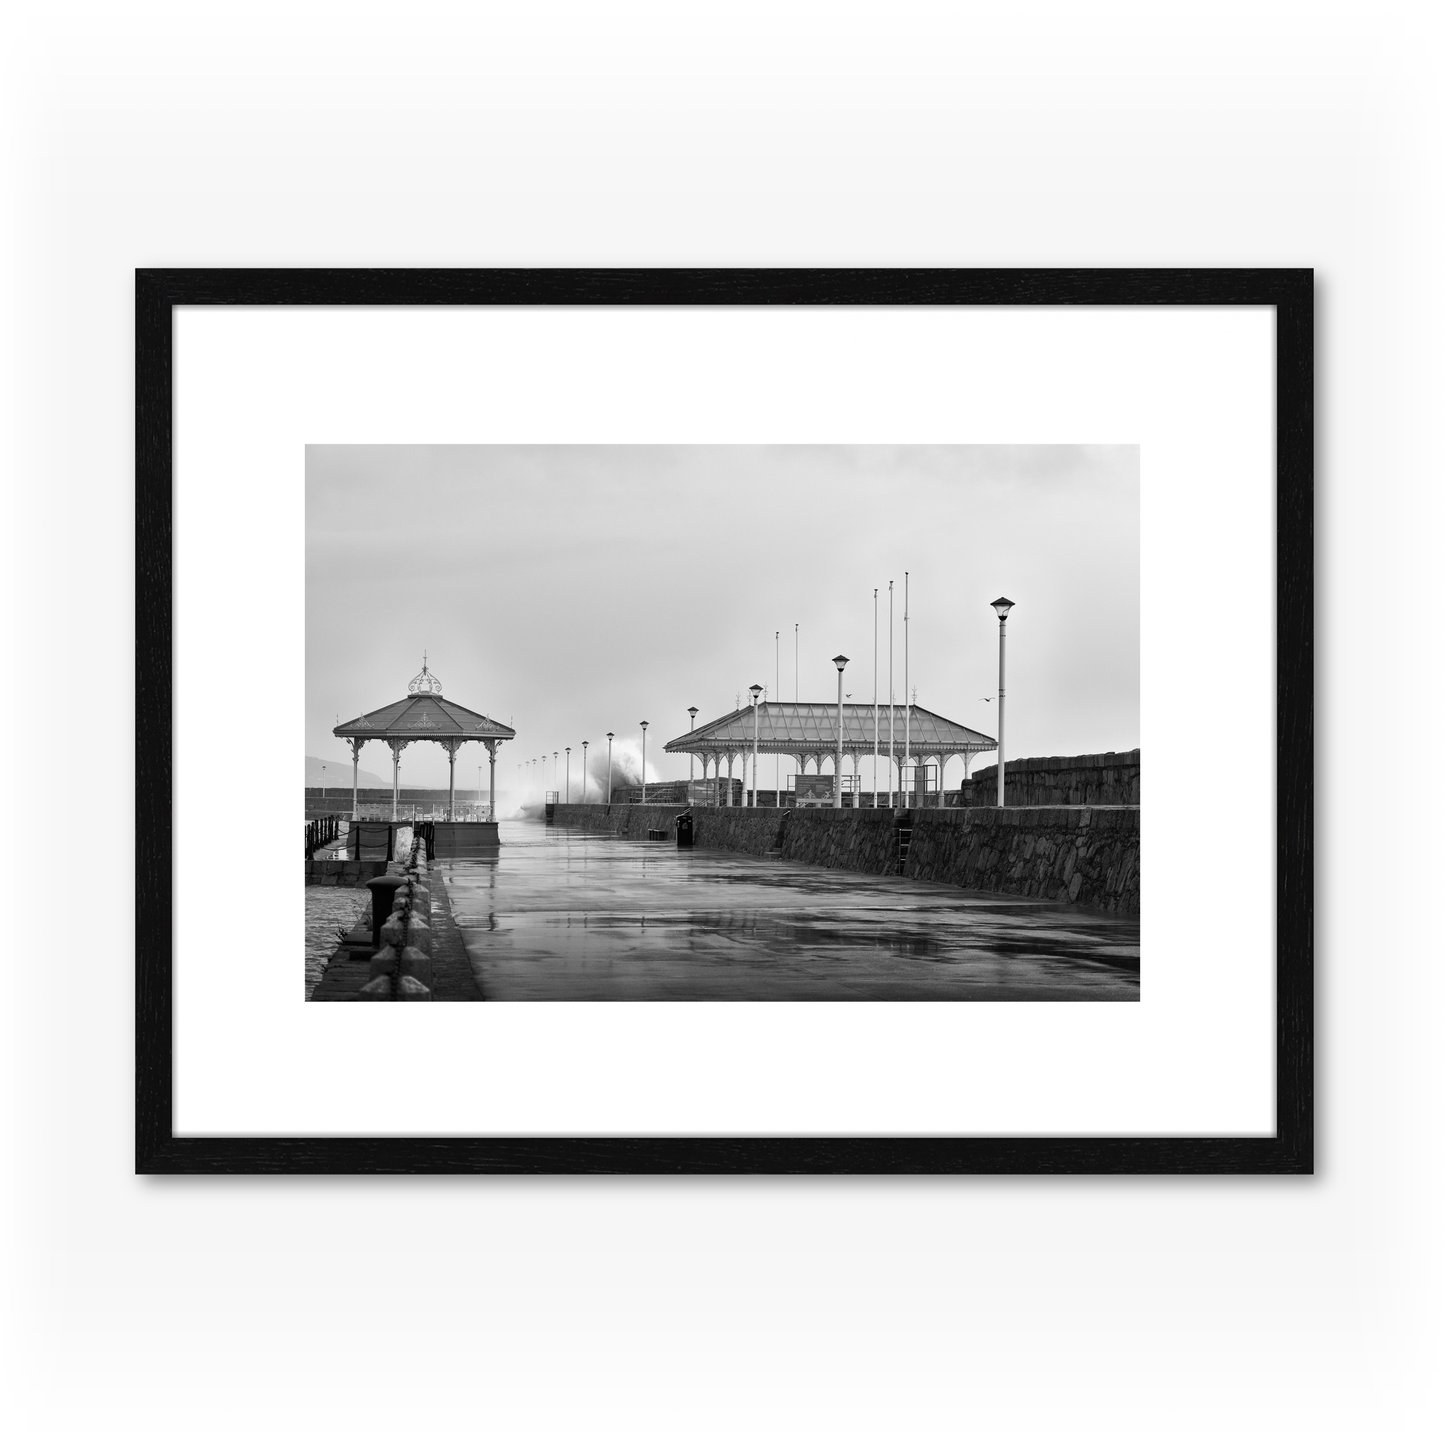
[307, 445, 1138, 793]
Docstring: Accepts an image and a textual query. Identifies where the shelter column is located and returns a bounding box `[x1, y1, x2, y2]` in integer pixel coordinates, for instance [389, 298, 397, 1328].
[351, 738, 362, 820]
[487, 740, 498, 822]
[443, 740, 461, 820]
[388, 740, 406, 822]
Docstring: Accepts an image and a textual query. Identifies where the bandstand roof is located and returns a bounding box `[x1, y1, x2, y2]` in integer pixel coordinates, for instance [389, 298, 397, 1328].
[333, 661, 515, 743]
[664, 702, 995, 758]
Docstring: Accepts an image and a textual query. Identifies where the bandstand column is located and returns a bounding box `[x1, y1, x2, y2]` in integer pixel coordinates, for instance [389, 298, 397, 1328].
[487, 740, 498, 822]
[389, 740, 405, 821]
[351, 738, 362, 820]
[444, 740, 460, 820]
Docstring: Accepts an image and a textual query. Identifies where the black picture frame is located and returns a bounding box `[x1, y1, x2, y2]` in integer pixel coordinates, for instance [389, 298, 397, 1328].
[136, 268, 1312, 1175]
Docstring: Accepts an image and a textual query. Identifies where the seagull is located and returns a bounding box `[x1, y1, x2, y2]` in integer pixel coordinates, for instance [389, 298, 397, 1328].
[979, 696, 994, 702]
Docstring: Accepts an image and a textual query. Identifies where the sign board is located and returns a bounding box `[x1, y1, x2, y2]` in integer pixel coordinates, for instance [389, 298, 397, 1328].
[792, 775, 860, 807]
[794, 774, 837, 808]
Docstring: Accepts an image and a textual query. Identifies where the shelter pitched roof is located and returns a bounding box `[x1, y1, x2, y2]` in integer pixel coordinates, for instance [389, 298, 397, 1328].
[664, 702, 995, 756]
[335, 692, 515, 741]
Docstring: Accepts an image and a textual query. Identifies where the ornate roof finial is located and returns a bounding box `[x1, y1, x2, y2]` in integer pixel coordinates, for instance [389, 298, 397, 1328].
[407, 654, 444, 696]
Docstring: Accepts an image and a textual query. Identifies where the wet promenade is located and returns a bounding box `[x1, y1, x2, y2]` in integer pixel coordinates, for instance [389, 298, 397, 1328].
[437, 820, 1139, 1002]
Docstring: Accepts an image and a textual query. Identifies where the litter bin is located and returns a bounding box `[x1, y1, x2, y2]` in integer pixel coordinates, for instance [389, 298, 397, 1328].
[675, 811, 694, 848]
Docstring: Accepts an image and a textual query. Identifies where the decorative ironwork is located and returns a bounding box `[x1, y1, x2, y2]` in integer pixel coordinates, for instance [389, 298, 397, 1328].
[407, 654, 444, 696]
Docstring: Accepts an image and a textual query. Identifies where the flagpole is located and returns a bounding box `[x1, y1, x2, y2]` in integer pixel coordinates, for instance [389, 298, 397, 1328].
[872, 587, 878, 807]
[887, 581, 894, 808]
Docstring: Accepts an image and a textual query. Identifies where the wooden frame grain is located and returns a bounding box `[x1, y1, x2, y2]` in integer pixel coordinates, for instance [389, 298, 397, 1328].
[136, 268, 1312, 1174]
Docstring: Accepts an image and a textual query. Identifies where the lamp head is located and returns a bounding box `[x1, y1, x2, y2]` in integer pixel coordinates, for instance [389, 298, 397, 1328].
[688, 706, 698, 721]
[607, 731, 614, 741]
[832, 654, 849, 672]
[640, 720, 648, 730]
[991, 596, 1015, 620]
[749, 683, 763, 701]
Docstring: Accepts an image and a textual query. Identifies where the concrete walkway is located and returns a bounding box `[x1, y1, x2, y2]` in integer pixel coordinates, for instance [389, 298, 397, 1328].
[435, 820, 1139, 1002]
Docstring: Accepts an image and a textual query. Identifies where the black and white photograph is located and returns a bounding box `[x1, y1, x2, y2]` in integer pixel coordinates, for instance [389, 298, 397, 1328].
[19, 1, 1445, 1441]
[305, 444, 1140, 1003]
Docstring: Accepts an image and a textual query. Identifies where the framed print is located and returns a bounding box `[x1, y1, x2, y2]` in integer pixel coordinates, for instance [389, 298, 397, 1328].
[136, 268, 1312, 1173]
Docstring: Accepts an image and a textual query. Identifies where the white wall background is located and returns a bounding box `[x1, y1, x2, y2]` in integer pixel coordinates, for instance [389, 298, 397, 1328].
[3, 3, 1440, 1442]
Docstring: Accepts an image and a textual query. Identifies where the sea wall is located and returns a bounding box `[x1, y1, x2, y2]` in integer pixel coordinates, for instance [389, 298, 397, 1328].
[550, 802, 1140, 914]
[304, 786, 489, 820]
[968, 750, 1140, 807]
[905, 806, 1139, 913]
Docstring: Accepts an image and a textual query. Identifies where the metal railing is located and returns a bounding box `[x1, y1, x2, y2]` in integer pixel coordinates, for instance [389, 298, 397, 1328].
[305, 814, 343, 856]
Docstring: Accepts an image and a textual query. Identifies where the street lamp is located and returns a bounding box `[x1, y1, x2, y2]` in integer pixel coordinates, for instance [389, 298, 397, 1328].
[582, 741, 589, 803]
[565, 746, 571, 803]
[687, 706, 698, 797]
[748, 684, 762, 806]
[991, 597, 1014, 806]
[640, 722, 648, 804]
[606, 732, 614, 805]
[832, 655, 849, 808]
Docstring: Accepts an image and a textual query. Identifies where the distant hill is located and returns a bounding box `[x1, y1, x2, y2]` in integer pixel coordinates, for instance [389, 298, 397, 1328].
[307, 754, 388, 788]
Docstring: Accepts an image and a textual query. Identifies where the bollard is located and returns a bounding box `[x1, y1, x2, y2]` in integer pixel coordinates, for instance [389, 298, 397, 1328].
[396, 945, 433, 999]
[361, 945, 398, 998]
[365, 874, 407, 951]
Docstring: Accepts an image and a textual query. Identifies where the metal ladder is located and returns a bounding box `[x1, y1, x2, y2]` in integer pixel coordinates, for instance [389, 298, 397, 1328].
[895, 823, 913, 875]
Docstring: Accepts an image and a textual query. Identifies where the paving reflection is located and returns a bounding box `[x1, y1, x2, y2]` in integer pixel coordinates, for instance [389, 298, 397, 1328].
[437, 821, 1139, 1001]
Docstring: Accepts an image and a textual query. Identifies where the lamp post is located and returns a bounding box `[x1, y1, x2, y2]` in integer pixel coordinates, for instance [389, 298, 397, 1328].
[687, 706, 698, 798]
[606, 732, 614, 805]
[991, 597, 1014, 806]
[478, 763, 482, 820]
[640, 722, 648, 803]
[904, 570, 911, 807]
[564, 747, 571, 803]
[553, 752, 558, 796]
[320, 764, 325, 813]
[832, 655, 849, 808]
[749, 683, 762, 806]
[581, 741, 588, 803]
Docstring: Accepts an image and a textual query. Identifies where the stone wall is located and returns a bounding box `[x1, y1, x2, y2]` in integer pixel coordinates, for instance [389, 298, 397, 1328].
[968, 750, 1140, 807]
[549, 801, 1140, 915]
[304, 786, 488, 820]
[905, 806, 1139, 913]
[304, 857, 390, 886]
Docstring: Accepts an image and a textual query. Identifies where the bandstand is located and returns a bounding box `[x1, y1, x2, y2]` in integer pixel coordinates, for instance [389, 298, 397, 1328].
[664, 701, 996, 807]
[333, 659, 515, 834]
